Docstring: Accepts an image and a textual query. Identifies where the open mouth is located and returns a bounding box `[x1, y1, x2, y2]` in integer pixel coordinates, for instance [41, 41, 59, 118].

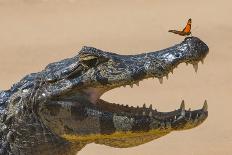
[42, 37, 209, 134]
[92, 64, 208, 131]
[79, 37, 209, 131]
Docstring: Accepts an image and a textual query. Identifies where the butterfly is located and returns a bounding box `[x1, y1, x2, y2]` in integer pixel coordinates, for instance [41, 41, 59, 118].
[168, 18, 192, 36]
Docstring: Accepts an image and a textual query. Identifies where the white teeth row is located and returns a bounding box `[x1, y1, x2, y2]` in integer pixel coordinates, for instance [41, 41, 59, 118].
[121, 60, 204, 88]
[186, 59, 205, 73]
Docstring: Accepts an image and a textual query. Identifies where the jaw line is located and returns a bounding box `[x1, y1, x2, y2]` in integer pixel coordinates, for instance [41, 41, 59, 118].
[81, 56, 204, 106]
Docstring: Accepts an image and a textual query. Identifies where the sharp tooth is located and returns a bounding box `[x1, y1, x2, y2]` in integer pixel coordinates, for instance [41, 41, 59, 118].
[193, 63, 198, 73]
[136, 82, 139, 86]
[143, 103, 146, 108]
[180, 100, 185, 116]
[180, 100, 185, 110]
[166, 74, 169, 80]
[202, 100, 208, 112]
[201, 59, 204, 64]
[174, 115, 177, 120]
[158, 77, 163, 84]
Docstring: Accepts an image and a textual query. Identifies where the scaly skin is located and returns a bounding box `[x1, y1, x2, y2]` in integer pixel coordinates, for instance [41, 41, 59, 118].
[0, 37, 209, 155]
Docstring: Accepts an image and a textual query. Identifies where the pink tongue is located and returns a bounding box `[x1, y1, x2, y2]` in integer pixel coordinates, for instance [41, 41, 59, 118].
[83, 87, 106, 104]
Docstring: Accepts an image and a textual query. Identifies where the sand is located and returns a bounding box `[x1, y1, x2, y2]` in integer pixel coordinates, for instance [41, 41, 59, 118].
[0, 0, 231, 155]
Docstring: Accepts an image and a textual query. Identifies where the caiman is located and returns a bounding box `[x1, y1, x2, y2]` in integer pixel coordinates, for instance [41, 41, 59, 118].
[0, 37, 209, 155]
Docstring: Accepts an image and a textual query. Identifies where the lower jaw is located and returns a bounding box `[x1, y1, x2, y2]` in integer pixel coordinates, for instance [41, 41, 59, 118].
[61, 129, 171, 145]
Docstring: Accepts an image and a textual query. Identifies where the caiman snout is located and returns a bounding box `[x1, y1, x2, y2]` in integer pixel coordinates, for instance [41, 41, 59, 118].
[116, 36, 209, 85]
[183, 37, 209, 63]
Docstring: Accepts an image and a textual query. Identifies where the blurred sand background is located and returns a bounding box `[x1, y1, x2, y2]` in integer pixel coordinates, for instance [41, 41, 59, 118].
[0, 0, 231, 155]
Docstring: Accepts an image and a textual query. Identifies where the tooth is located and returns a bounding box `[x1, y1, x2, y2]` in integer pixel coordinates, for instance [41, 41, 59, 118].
[180, 100, 185, 110]
[143, 103, 146, 108]
[166, 74, 169, 80]
[149, 104, 152, 109]
[201, 59, 204, 64]
[174, 115, 177, 120]
[136, 82, 139, 86]
[202, 100, 208, 112]
[180, 100, 185, 116]
[158, 77, 163, 84]
[193, 63, 198, 73]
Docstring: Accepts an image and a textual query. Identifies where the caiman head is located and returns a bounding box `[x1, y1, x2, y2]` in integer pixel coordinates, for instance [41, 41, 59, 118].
[37, 37, 209, 148]
[0, 37, 209, 155]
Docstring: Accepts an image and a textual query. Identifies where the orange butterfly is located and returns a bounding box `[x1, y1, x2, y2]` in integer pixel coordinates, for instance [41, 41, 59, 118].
[168, 18, 192, 36]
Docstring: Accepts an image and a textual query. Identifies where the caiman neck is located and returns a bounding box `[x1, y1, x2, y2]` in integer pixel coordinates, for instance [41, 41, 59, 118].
[2, 109, 84, 155]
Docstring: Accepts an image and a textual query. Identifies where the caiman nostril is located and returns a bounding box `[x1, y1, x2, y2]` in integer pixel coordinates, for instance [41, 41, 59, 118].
[175, 53, 180, 58]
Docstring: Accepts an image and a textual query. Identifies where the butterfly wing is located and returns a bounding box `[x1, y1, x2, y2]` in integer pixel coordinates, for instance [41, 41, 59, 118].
[168, 30, 184, 35]
[182, 18, 192, 33]
[169, 18, 192, 36]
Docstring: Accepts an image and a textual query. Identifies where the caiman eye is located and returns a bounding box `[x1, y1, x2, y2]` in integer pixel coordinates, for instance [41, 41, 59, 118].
[80, 54, 108, 67]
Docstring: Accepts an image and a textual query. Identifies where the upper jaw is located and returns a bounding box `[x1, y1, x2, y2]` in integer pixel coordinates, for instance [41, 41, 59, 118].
[41, 37, 209, 110]
[99, 37, 209, 88]
[67, 36, 209, 106]
[42, 37, 208, 99]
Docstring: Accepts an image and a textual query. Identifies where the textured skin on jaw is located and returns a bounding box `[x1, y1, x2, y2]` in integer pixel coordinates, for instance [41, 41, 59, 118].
[0, 37, 209, 155]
